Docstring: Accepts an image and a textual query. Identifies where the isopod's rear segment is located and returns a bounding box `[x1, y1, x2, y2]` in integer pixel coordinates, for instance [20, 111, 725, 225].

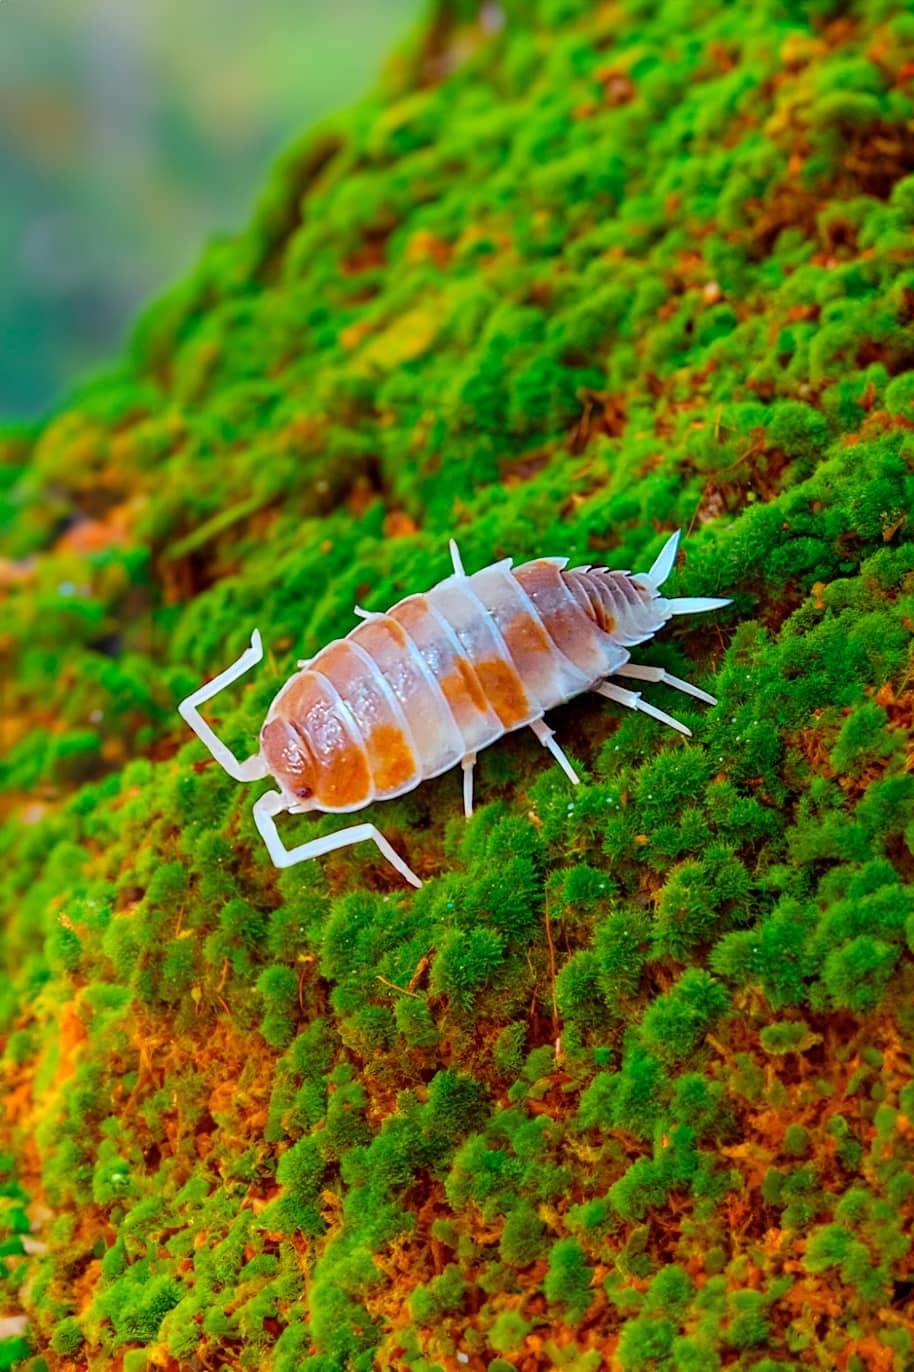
[512, 559, 629, 688]
[562, 531, 731, 649]
[563, 567, 662, 647]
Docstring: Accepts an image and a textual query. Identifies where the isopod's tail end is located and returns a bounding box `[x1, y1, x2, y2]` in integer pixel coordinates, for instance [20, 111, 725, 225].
[640, 532, 731, 617]
[646, 529, 681, 589]
[666, 596, 732, 615]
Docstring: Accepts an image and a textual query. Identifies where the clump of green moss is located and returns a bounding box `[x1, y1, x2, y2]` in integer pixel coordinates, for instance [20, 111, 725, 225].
[3, 0, 914, 1367]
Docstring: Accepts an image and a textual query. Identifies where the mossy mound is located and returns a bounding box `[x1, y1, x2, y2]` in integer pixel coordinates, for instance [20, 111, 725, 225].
[3, 2, 914, 1368]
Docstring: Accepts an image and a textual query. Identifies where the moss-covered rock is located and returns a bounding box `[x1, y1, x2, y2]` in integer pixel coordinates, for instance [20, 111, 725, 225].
[3, 1, 914, 1367]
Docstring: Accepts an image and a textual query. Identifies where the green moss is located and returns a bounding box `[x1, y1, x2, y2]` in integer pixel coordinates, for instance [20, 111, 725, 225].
[3, 0, 914, 1365]
[822, 936, 900, 1013]
[48, 1317, 84, 1355]
[489, 1310, 531, 1356]
[492, 1023, 527, 1077]
[267, 1134, 328, 1237]
[99, 1271, 184, 1345]
[430, 925, 506, 1009]
[594, 909, 647, 1001]
[618, 1314, 676, 1369]
[256, 965, 300, 1047]
[394, 995, 439, 1049]
[543, 1239, 593, 1319]
[782, 1125, 810, 1158]
[499, 1203, 547, 1267]
[725, 1289, 771, 1349]
[884, 371, 914, 420]
[829, 702, 897, 778]
[409, 1263, 466, 1324]
[759, 1021, 820, 1056]
[639, 970, 730, 1065]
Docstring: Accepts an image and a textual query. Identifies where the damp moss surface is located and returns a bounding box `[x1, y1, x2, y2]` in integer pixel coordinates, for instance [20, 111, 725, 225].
[3, 2, 914, 1369]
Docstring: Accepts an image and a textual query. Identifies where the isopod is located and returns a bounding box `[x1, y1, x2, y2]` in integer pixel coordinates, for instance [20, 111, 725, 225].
[178, 532, 729, 887]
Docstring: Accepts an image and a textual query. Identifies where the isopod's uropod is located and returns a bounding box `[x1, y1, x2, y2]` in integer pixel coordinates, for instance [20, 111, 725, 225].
[178, 532, 729, 887]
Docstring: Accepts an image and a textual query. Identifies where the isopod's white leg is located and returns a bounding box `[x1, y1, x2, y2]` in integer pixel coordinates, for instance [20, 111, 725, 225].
[252, 789, 422, 888]
[449, 538, 465, 577]
[462, 753, 476, 818]
[615, 662, 717, 706]
[178, 630, 268, 782]
[353, 606, 380, 621]
[595, 681, 691, 737]
[529, 718, 580, 785]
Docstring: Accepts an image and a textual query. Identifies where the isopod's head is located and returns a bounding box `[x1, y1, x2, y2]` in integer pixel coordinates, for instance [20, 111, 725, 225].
[259, 717, 318, 809]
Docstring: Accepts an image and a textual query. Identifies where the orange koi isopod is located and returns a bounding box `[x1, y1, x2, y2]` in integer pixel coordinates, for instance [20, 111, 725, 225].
[178, 532, 729, 887]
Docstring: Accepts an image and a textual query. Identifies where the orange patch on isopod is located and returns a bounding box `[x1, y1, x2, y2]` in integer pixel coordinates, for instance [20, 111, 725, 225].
[367, 722, 417, 792]
[473, 657, 530, 727]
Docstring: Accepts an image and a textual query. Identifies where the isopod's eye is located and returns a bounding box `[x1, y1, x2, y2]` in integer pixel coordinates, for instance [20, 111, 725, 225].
[261, 718, 316, 797]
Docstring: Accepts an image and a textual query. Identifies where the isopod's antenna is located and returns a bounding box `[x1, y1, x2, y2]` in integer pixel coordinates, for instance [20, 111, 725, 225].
[252, 789, 422, 888]
[177, 630, 268, 782]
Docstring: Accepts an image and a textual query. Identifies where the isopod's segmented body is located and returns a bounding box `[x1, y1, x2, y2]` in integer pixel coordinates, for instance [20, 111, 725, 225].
[178, 533, 730, 887]
[265, 559, 658, 810]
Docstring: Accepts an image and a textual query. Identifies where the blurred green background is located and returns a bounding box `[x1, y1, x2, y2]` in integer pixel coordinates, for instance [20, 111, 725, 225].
[0, 0, 421, 420]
